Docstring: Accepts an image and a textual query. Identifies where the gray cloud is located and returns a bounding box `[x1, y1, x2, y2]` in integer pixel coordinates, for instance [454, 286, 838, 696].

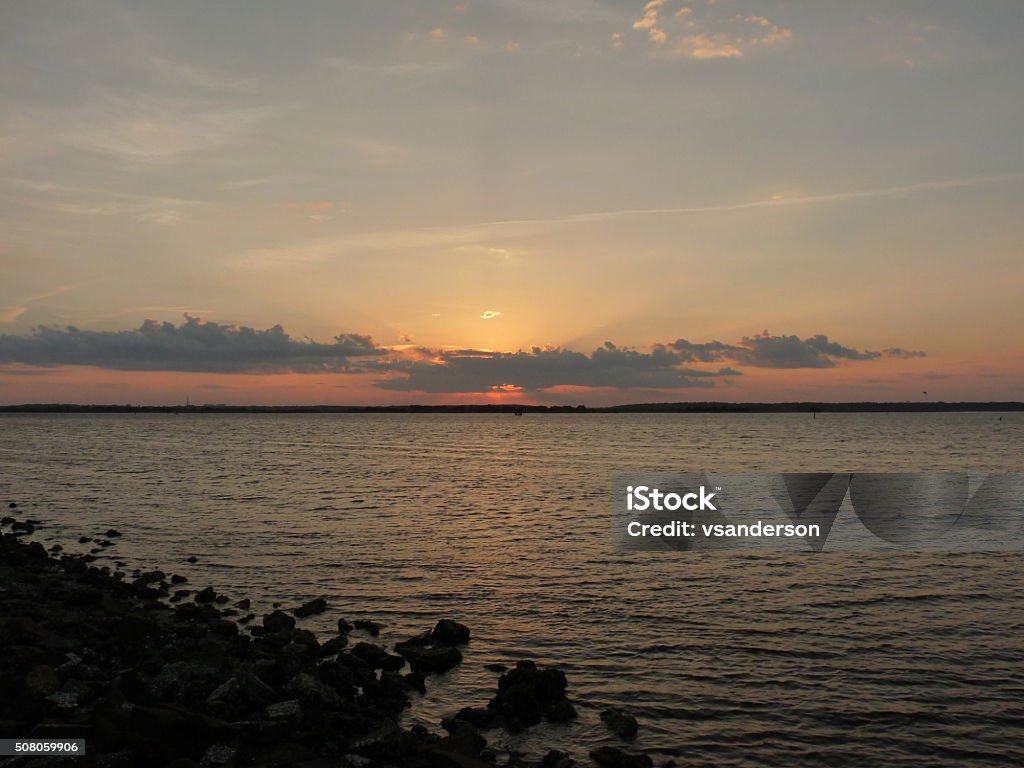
[669, 332, 922, 369]
[883, 347, 928, 359]
[0, 317, 381, 373]
[0, 318, 921, 392]
[372, 342, 739, 393]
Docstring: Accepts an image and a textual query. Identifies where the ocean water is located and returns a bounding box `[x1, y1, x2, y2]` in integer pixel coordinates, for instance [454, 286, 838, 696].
[2, 412, 1023, 766]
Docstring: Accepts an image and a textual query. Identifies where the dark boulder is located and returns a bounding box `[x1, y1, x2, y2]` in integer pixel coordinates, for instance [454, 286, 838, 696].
[194, 587, 218, 604]
[601, 708, 639, 739]
[590, 747, 652, 768]
[542, 750, 576, 768]
[354, 619, 382, 635]
[395, 638, 463, 675]
[429, 619, 471, 645]
[351, 642, 405, 671]
[262, 610, 296, 634]
[294, 597, 328, 617]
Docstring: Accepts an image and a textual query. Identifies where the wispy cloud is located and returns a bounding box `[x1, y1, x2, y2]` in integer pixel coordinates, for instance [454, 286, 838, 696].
[222, 173, 1024, 270]
[60, 96, 286, 163]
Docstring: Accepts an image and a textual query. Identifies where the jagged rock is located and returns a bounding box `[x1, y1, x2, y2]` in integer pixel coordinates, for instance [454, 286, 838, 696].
[601, 708, 639, 739]
[200, 744, 237, 767]
[429, 619, 471, 645]
[194, 586, 217, 604]
[590, 747, 652, 768]
[351, 641, 405, 671]
[25, 665, 59, 697]
[263, 699, 303, 724]
[319, 635, 348, 657]
[294, 597, 328, 617]
[262, 610, 296, 633]
[287, 672, 341, 708]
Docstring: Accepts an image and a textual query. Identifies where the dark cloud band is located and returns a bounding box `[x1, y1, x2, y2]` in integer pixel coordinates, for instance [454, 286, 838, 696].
[0, 318, 923, 391]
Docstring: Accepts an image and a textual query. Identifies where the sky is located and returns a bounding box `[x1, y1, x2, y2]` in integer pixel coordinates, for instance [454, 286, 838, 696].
[1, 0, 1022, 405]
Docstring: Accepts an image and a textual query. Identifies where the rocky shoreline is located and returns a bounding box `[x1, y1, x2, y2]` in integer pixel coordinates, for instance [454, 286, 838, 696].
[0, 509, 652, 768]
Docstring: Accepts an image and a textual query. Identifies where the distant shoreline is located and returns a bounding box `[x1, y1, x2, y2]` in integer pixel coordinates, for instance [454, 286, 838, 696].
[1, 402, 1021, 414]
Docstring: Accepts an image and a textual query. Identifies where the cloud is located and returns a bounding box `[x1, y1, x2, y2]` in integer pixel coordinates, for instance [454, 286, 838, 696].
[0, 317, 921, 393]
[373, 342, 737, 393]
[883, 347, 928, 359]
[669, 331, 921, 369]
[628, 2, 793, 60]
[59, 96, 285, 163]
[0, 316, 382, 373]
[632, 0, 668, 44]
[480, 310, 501, 319]
[220, 173, 1024, 271]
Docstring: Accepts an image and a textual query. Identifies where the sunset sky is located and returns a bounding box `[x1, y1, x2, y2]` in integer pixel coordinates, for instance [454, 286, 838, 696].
[1, 0, 1022, 405]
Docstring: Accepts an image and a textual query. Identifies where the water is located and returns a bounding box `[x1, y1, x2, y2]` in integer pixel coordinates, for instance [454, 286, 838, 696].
[2, 412, 1023, 766]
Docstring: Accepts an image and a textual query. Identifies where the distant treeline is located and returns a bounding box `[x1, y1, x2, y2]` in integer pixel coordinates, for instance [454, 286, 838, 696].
[1, 402, 1021, 414]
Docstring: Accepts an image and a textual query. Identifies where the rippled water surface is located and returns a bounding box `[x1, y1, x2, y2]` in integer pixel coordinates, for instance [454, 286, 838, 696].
[2, 413, 1023, 765]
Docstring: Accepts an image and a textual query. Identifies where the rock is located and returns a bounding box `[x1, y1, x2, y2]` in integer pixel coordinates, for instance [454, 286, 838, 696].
[318, 635, 349, 657]
[442, 707, 501, 731]
[25, 666, 60, 697]
[171, 574, 188, 584]
[7, 502, 16, 508]
[542, 750, 576, 768]
[294, 597, 328, 617]
[11, 521, 35, 535]
[287, 672, 341, 708]
[354, 619, 382, 635]
[485, 663, 508, 673]
[488, 661, 572, 730]
[187, 556, 198, 563]
[351, 641, 405, 671]
[105, 529, 122, 538]
[337, 618, 353, 633]
[263, 699, 303, 724]
[200, 744, 237, 768]
[403, 670, 426, 694]
[195, 586, 218, 604]
[262, 610, 296, 633]
[546, 699, 578, 723]
[429, 619, 471, 645]
[601, 708, 639, 739]
[1, 515, 14, 525]
[139, 570, 166, 584]
[236, 598, 250, 610]
[395, 638, 463, 674]
[590, 747, 652, 768]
